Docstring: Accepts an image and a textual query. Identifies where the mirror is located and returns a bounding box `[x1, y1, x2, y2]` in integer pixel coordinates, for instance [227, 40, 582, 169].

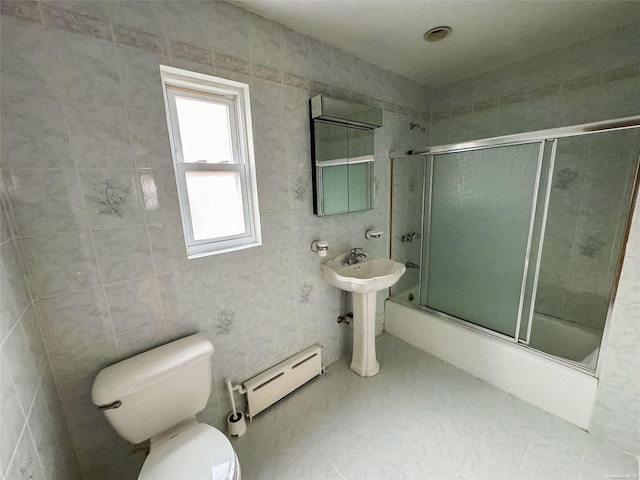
[310, 95, 382, 216]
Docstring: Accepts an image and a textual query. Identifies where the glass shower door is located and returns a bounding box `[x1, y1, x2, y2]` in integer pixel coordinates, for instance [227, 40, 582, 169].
[420, 142, 543, 337]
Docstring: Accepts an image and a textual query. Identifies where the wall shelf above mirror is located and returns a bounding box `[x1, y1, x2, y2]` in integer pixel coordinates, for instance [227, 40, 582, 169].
[309, 95, 382, 216]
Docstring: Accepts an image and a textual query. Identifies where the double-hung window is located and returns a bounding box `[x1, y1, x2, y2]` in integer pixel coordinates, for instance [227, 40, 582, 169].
[160, 66, 261, 258]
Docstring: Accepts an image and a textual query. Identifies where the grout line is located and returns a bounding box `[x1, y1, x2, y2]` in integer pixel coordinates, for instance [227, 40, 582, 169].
[3, 422, 29, 479]
[17, 222, 145, 239]
[617, 298, 640, 309]
[325, 455, 347, 480]
[2, 136, 75, 475]
[24, 371, 48, 478]
[95, 31, 144, 357]
[29, 272, 160, 304]
[0, 179, 18, 241]
[450, 390, 510, 478]
[13, 222, 151, 242]
[0, 91, 166, 118]
[576, 432, 589, 480]
[25, 424, 47, 478]
[513, 415, 544, 479]
[2, 195, 37, 307]
[42, 107, 103, 475]
[606, 159, 639, 270]
[0, 302, 29, 349]
[59, 90, 119, 357]
[101, 272, 159, 289]
[13, 325, 47, 416]
[28, 284, 98, 303]
[48, 337, 112, 362]
[2, 350, 47, 477]
[113, 25, 168, 349]
[113, 319, 166, 341]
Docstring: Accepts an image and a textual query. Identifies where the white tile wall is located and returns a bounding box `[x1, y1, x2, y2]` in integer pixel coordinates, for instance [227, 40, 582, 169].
[0, 1, 430, 478]
[390, 155, 425, 296]
[429, 25, 639, 146]
[535, 130, 638, 330]
[591, 197, 640, 456]
[0, 170, 81, 478]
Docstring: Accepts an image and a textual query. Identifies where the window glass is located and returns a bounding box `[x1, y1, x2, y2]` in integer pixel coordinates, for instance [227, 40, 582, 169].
[175, 96, 235, 164]
[185, 170, 246, 240]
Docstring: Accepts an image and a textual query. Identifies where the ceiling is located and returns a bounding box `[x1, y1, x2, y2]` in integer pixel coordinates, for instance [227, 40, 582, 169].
[234, 0, 640, 87]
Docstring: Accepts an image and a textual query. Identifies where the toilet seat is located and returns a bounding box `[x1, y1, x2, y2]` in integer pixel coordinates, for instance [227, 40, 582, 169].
[138, 423, 240, 480]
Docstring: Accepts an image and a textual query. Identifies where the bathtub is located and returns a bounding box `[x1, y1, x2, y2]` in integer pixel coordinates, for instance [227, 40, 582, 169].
[385, 293, 599, 429]
[528, 312, 601, 370]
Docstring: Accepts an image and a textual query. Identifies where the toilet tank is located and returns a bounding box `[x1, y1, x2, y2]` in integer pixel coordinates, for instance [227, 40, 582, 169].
[91, 334, 214, 444]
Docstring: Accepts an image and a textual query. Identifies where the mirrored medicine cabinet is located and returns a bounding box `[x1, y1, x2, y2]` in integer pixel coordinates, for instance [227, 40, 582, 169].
[310, 95, 382, 216]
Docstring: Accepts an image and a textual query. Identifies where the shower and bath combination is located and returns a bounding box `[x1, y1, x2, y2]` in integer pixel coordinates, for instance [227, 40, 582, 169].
[387, 116, 639, 428]
[390, 116, 640, 372]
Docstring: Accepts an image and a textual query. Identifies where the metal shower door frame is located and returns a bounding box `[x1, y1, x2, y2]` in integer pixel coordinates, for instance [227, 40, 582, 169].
[522, 139, 558, 345]
[417, 140, 548, 343]
[391, 115, 640, 373]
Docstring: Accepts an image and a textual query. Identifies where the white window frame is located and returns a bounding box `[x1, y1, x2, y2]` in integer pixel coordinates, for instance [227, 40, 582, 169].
[160, 65, 261, 258]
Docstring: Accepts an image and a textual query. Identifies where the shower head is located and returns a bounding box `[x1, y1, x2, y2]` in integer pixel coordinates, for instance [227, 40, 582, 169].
[409, 122, 426, 133]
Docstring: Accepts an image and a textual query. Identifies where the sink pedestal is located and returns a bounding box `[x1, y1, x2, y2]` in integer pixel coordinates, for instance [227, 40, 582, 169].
[320, 251, 405, 378]
[350, 292, 380, 377]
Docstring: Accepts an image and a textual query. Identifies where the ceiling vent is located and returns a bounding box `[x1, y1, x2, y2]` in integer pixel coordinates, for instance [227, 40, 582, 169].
[424, 26, 452, 43]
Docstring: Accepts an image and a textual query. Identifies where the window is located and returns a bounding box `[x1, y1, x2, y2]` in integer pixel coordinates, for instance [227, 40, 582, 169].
[160, 66, 261, 258]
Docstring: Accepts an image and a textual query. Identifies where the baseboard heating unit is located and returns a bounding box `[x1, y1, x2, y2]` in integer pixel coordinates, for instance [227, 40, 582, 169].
[243, 345, 323, 419]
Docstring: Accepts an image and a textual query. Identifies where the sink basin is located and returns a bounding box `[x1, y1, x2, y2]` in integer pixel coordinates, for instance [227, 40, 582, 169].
[321, 253, 406, 294]
[321, 252, 406, 377]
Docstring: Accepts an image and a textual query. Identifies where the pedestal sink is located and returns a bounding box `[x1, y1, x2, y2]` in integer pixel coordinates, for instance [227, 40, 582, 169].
[321, 252, 406, 377]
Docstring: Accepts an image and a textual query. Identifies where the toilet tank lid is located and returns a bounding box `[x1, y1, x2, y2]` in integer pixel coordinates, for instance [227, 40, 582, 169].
[91, 334, 214, 406]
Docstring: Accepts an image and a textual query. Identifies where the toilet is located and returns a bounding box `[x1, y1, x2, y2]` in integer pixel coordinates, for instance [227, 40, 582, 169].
[91, 334, 240, 480]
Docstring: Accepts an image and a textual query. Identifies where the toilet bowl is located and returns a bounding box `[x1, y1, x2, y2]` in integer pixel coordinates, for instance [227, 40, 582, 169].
[139, 420, 239, 480]
[92, 334, 240, 480]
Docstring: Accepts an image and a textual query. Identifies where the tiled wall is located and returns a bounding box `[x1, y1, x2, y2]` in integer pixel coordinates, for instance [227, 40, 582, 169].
[535, 130, 638, 331]
[0, 1, 430, 478]
[428, 24, 638, 146]
[390, 156, 425, 296]
[426, 24, 640, 456]
[1, 176, 81, 477]
[591, 194, 640, 456]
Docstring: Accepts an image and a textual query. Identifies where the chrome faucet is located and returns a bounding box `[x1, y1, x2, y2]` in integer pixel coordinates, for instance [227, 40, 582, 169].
[343, 247, 367, 266]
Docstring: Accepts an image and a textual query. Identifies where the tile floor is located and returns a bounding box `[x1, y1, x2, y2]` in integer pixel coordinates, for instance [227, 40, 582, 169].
[231, 334, 638, 480]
